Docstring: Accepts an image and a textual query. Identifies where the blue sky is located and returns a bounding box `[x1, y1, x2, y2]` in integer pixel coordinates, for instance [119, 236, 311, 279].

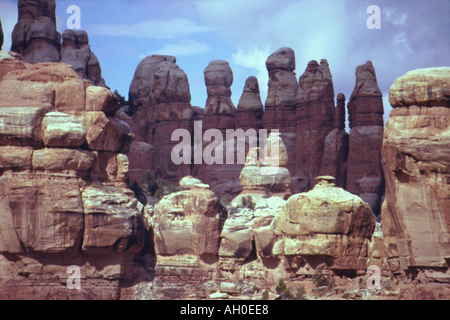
[2, 0, 450, 125]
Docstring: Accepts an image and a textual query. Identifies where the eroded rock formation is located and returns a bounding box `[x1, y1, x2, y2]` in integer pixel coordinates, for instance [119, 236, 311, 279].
[196, 60, 243, 197]
[236, 76, 264, 132]
[382, 67, 450, 270]
[151, 176, 225, 279]
[60, 30, 107, 88]
[0, 54, 145, 300]
[263, 48, 298, 189]
[11, 0, 61, 64]
[129, 54, 193, 182]
[295, 59, 346, 191]
[271, 176, 375, 271]
[203, 59, 236, 133]
[347, 61, 384, 216]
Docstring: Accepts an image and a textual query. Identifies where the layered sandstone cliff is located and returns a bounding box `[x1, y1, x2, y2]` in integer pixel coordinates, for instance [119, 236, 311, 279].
[347, 61, 384, 216]
[0, 52, 146, 300]
[382, 67, 450, 270]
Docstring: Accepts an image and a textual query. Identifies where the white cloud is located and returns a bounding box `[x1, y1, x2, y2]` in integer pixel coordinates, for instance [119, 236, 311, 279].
[231, 46, 271, 101]
[85, 18, 214, 40]
[384, 7, 407, 25]
[0, 0, 18, 51]
[151, 39, 211, 57]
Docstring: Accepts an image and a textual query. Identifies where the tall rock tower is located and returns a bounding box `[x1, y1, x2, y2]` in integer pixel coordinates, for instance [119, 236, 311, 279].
[295, 59, 344, 191]
[197, 60, 243, 197]
[347, 61, 384, 216]
[11, 0, 61, 63]
[60, 30, 107, 88]
[236, 76, 264, 132]
[263, 47, 298, 188]
[129, 55, 193, 181]
[203, 60, 236, 135]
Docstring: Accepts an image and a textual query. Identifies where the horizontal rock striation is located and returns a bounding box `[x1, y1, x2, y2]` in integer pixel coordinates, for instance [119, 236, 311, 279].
[382, 67, 450, 270]
[0, 54, 146, 300]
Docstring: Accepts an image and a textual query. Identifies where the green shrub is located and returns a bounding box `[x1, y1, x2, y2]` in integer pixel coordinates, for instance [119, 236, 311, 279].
[262, 289, 269, 300]
[280, 288, 292, 299]
[221, 197, 231, 206]
[293, 286, 306, 300]
[313, 268, 334, 289]
[241, 196, 256, 210]
[275, 278, 287, 294]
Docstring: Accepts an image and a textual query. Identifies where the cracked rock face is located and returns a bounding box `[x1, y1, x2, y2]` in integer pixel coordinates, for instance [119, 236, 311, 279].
[382, 66, 450, 270]
[0, 56, 145, 300]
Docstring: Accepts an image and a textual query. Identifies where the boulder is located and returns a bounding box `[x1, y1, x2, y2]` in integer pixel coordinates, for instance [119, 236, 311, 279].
[85, 111, 135, 152]
[152, 178, 225, 277]
[271, 176, 375, 270]
[389, 67, 450, 108]
[218, 193, 286, 271]
[0, 146, 34, 170]
[81, 185, 145, 254]
[239, 133, 291, 198]
[85, 86, 120, 116]
[152, 185, 223, 257]
[0, 62, 85, 112]
[32, 148, 94, 171]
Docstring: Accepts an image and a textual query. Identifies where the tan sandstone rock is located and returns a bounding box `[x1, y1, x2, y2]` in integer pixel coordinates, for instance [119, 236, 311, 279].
[382, 68, 450, 268]
[389, 67, 450, 108]
[271, 176, 375, 270]
[41, 111, 86, 147]
[0, 51, 27, 81]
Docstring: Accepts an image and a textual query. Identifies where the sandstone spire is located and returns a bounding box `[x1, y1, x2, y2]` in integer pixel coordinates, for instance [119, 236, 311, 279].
[129, 54, 193, 181]
[263, 47, 298, 132]
[60, 30, 107, 88]
[203, 59, 236, 134]
[236, 76, 264, 131]
[11, 0, 61, 63]
[346, 61, 384, 216]
[295, 59, 341, 191]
